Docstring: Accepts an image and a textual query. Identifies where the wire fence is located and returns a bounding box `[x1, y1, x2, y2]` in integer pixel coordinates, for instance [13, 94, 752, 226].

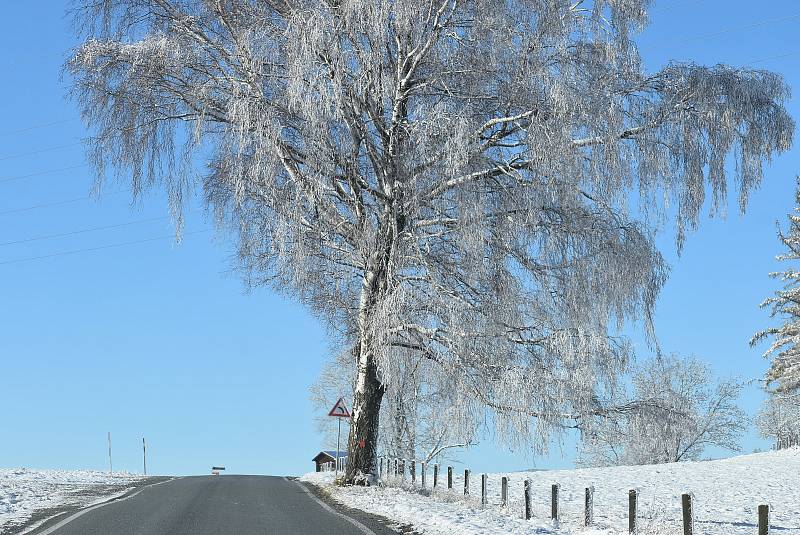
[375, 456, 774, 535]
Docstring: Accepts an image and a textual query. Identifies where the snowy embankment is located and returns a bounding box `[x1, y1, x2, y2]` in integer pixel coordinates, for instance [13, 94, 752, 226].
[301, 448, 800, 535]
[0, 468, 145, 534]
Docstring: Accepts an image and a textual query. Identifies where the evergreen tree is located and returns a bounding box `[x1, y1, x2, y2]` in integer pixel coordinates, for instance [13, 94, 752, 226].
[752, 179, 800, 393]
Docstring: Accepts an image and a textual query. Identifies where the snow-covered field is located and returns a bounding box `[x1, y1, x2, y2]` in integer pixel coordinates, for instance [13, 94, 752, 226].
[0, 468, 145, 534]
[301, 448, 800, 534]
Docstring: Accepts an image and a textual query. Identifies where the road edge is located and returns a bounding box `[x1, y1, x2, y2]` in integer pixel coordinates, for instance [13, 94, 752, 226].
[291, 478, 378, 535]
[291, 478, 420, 535]
[19, 477, 180, 535]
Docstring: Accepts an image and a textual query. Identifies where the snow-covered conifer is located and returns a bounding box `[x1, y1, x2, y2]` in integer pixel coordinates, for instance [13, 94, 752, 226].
[752, 179, 800, 393]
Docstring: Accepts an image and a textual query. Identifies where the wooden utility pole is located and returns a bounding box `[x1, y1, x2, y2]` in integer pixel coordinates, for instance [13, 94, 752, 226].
[143, 438, 147, 476]
[108, 432, 113, 475]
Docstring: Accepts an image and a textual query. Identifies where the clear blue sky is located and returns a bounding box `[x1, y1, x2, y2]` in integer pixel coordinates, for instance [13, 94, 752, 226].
[2, 1, 799, 476]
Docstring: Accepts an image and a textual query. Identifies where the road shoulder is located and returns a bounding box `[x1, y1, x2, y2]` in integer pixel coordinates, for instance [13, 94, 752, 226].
[12, 477, 172, 535]
[292, 478, 420, 535]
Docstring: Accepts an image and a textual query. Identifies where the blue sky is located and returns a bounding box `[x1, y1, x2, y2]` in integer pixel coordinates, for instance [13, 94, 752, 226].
[2, 1, 800, 476]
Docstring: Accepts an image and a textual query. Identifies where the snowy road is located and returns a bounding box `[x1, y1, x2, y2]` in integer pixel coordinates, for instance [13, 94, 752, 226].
[26, 476, 396, 535]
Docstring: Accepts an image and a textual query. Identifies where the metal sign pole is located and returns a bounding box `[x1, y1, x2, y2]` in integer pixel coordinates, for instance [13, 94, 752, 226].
[327, 398, 350, 477]
[336, 418, 341, 477]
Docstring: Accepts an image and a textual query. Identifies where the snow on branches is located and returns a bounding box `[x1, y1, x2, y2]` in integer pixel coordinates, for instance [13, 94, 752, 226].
[752, 179, 800, 393]
[67, 0, 793, 480]
[756, 391, 800, 449]
[577, 355, 746, 467]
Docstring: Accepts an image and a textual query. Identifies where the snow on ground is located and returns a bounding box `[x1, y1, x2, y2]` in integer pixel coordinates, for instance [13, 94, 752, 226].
[0, 468, 144, 533]
[301, 448, 800, 534]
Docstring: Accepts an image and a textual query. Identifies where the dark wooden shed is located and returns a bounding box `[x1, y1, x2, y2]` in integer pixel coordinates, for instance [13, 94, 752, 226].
[312, 450, 347, 472]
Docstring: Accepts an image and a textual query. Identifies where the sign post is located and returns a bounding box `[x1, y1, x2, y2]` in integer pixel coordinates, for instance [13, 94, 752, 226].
[328, 398, 351, 477]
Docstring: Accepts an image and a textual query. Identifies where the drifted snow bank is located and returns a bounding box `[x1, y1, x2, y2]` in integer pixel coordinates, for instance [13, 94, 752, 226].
[0, 468, 143, 533]
[301, 448, 800, 534]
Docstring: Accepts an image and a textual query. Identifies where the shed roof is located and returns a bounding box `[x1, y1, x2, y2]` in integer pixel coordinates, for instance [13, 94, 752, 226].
[312, 450, 348, 462]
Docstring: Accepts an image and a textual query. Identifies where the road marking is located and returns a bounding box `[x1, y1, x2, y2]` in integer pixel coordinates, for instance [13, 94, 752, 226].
[20, 477, 181, 535]
[290, 478, 377, 535]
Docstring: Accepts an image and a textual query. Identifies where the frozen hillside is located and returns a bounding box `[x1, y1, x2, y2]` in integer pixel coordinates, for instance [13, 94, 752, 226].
[301, 448, 800, 534]
[0, 468, 144, 534]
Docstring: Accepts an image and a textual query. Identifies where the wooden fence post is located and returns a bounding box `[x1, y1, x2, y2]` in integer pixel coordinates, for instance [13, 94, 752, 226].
[551, 483, 560, 521]
[481, 474, 487, 506]
[464, 469, 470, 496]
[629, 489, 638, 534]
[433, 464, 439, 488]
[524, 479, 532, 520]
[501, 477, 508, 507]
[681, 493, 694, 535]
[585, 486, 594, 526]
[421, 462, 427, 488]
[448, 466, 453, 490]
[758, 504, 770, 535]
[411, 460, 416, 485]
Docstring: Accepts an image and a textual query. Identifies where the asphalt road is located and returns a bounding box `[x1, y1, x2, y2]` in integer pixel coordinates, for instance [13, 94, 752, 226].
[31, 476, 396, 535]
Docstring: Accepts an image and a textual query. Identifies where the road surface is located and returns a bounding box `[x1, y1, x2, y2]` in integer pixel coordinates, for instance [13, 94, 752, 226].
[29, 476, 396, 535]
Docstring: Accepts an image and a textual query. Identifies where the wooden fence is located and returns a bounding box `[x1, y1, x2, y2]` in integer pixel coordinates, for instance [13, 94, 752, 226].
[376, 456, 772, 534]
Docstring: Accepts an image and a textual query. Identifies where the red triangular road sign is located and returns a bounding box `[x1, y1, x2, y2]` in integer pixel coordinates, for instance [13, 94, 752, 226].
[328, 397, 351, 418]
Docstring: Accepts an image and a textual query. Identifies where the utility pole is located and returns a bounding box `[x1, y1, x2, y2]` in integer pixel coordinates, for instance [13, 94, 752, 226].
[108, 432, 113, 476]
[143, 437, 147, 476]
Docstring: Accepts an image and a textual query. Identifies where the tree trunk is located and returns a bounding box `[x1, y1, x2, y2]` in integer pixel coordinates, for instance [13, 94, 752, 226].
[343, 203, 401, 484]
[343, 339, 385, 484]
[343, 248, 390, 484]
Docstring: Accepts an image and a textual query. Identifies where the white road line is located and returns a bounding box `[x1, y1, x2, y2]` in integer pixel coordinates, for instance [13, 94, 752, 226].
[20, 477, 181, 535]
[290, 478, 377, 535]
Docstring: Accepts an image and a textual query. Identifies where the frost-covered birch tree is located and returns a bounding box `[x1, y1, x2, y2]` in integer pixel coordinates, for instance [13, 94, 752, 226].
[752, 179, 800, 394]
[67, 0, 792, 483]
[756, 391, 800, 449]
[577, 355, 746, 466]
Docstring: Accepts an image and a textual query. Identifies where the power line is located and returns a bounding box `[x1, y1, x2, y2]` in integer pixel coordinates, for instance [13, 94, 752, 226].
[0, 216, 171, 247]
[0, 164, 88, 184]
[0, 118, 78, 137]
[0, 229, 211, 266]
[652, 0, 705, 14]
[0, 190, 128, 216]
[745, 51, 798, 66]
[0, 142, 83, 162]
[672, 12, 800, 46]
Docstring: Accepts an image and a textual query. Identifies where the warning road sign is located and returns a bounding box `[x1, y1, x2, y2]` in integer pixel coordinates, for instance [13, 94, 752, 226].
[328, 397, 351, 418]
